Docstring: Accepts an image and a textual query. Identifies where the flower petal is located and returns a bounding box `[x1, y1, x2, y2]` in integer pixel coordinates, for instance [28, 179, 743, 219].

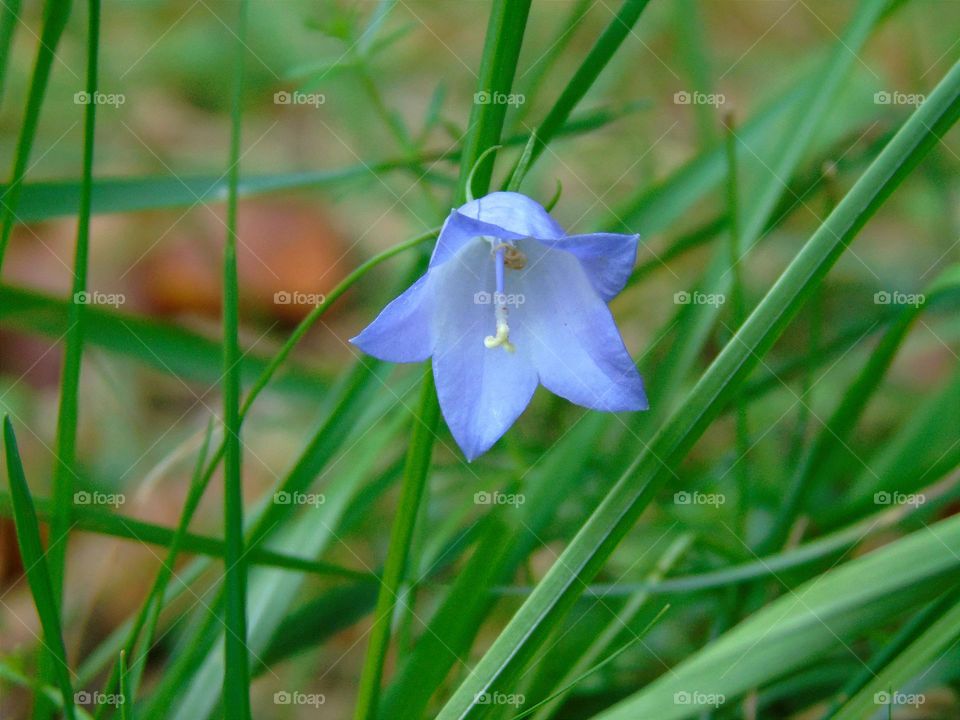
[535, 232, 639, 301]
[431, 239, 538, 460]
[512, 239, 648, 412]
[430, 209, 526, 268]
[350, 274, 432, 363]
[457, 191, 564, 240]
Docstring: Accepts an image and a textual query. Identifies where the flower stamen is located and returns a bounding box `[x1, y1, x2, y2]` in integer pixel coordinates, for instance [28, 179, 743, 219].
[484, 245, 516, 353]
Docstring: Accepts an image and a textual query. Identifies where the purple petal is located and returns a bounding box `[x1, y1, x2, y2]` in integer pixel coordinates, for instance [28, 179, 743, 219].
[512, 239, 647, 412]
[350, 275, 432, 363]
[457, 191, 564, 240]
[430, 209, 526, 268]
[536, 232, 639, 301]
[431, 239, 538, 460]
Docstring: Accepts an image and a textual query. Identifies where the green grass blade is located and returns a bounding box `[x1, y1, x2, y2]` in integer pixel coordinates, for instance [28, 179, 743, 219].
[353, 367, 442, 720]
[171, 413, 402, 720]
[0, 489, 369, 578]
[597, 515, 960, 719]
[435, 57, 960, 720]
[822, 589, 960, 718]
[634, 0, 893, 434]
[48, 0, 100, 609]
[522, 0, 652, 169]
[761, 265, 960, 552]
[4, 106, 640, 223]
[0, 0, 72, 273]
[221, 1, 251, 716]
[3, 417, 77, 720]
[528, 535, 693, 720]
[0, 283, 328, 393]
[0, 0, 20, 106]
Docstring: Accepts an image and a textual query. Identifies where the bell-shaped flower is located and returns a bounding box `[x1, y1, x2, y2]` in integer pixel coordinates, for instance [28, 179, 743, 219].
[351, 191, 648, 460]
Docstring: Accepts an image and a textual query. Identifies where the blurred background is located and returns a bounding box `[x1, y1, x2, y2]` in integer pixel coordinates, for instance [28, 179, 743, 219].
[0, 0, 958, 717]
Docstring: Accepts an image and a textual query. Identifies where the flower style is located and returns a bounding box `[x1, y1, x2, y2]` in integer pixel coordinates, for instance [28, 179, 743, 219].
[351, 191, 648, 460]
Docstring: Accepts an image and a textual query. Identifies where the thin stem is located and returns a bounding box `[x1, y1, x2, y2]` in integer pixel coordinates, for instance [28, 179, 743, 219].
[724, 113, 750, 541]
[353, 1, 533, 716]
[0, 0, 72, 273]
[222, 0, 251, 717]
[48, 0, 99, 606]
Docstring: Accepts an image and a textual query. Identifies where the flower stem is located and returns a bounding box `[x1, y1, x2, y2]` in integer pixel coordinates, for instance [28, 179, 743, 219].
[222, 1, 251, 718]
[352, 2, 533, 718]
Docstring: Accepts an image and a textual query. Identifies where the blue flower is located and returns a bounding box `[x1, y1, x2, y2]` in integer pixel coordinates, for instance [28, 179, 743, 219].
[351, 191, 648, 460]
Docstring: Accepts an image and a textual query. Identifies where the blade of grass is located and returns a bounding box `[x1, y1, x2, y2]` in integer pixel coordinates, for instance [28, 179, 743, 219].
[221, 0, 250, 716]
[527, 535, 693, 720]
[3, 417, 77, 720]
[518, 0, 652, 170]
[92, 422, 216, 720]
[760, 264, 960, 553]
[0, 0, 72, 273]
[48, 0, 100, 612]
[0, 489, 370, 578]
[3, 105, 643, 222]
[436, 56, 960, 719]
[632, 0, 894, 436]
[821, 589, 960, 718]
[171, 412, 404, 720]
[597, 514, 960, 719]
[0, 0, 20, 106]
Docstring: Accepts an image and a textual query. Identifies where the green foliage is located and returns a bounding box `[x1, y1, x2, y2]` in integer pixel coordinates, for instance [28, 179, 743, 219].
[1, 1, 958, 719]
